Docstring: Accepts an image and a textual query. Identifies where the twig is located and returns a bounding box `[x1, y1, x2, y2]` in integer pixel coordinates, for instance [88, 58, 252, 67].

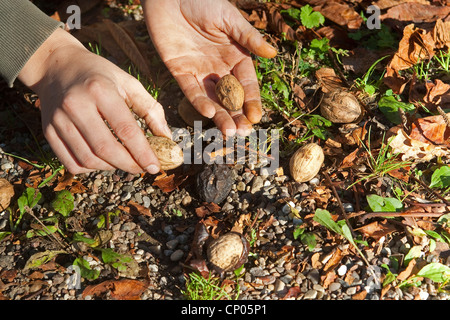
[323, 171, 355, 238]
[410, 175, 450, 206]
[25, 206, 69, 251]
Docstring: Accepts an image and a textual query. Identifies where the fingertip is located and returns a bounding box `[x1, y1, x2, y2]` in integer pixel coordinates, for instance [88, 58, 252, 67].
[145, 164, 160, 175]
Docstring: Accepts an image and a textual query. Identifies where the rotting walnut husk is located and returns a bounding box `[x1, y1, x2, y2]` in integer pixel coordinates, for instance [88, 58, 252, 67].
[196, 164, 234, 204]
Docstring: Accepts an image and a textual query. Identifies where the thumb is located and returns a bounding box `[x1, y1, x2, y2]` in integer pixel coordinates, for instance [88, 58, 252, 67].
[119, 78, 172, 139]
[224, 6, 277, 59]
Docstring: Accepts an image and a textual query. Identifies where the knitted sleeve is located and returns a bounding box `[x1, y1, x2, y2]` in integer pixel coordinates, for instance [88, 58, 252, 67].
[0, 0, 64, 87]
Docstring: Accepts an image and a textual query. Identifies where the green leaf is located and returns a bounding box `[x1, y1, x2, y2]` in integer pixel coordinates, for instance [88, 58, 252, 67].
[416, 262, 450, 283]
[300, 232, 317, 251]
[293, 226, 305, 240]
[24, 250, 66, 271]
[366, 194, 403, 212]
[26, 225, 58, 238]
[72, 232, 99, 247]
[313, 209, 342, 235]
[73, 257, 100, 281]
[378, 95, 415, 124]
[300, 5, 325, 29]
[51, 190, 74, 217]
[404, 245, 422, 266]
[429, 166, 450, 189]
[18, 188, 42, 214]
[0, 231, 11, 242]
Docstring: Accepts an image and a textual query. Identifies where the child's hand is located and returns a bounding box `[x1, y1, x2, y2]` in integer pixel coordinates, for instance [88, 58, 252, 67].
[19, 29, 172, 175]
[143, 0, 277, 136]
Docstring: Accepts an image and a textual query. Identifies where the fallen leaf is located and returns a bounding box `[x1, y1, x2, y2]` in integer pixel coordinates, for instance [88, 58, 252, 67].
[433, 19, 450, 49]
[373, 0, 430, 10]
[104, 19, 153, 82]
[302, 0, 363, 30]
[381, 3, 450, 25]
[323, 248, 345, 272]
[268, 6, 297, 41]
[82, 279, 148, 300]
[321, 270, 337, 289]
[352, 289, 368, 300]
[315, 67, 344, 92]
[354, 220, 397, 240]
[195, 202, 221, 218]
[388, 127, 449, 161]
[281, 286, 301, 300]
[152, 172, 188, 193]
[397, 258, 417, 281]
[126, 200, 152, 217]
[409, 114, 450, 146]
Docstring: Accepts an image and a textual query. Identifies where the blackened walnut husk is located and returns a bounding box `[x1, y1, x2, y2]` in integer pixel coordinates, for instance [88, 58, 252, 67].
[196, 164, 234, 204]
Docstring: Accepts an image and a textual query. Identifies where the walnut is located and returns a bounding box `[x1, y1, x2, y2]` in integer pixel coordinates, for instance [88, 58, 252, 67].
[207, 232, 249, 272]
[215, 74, 245, 111]
[0, 178, 14, 211]
[289, 143, 324, 183]
[147, 136, 184, 171]
[320, 90, 362, 123]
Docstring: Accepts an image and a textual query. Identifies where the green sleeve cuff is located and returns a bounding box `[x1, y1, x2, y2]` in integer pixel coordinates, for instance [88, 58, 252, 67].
[0, 0, 64, 87]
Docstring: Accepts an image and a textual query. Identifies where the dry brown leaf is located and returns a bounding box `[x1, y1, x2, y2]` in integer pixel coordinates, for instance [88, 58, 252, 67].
[268, 6, 297, 41]
[397, 259, 417, 281]
[433, 19, 450, 49]
[126, 200, 152, 217]
[103, 19, 153, 81]
[373, 0, 430, 10]
[281, 286, 302, 300]
[302, 0, 363, 30]
[323, 248, 345, 272]
[195, 202, 221, 218]
[315, 67, 344, 92]
[321, 270, 337, 289]
[388, 127, 449, 161]
[352, 289, 368, 300]
[410, 113, 450, 146]
[152, 172, 188, 193]
[354, 220, 397, 240]
[380, 3, 450, 25]
[82, 279, 148, 300]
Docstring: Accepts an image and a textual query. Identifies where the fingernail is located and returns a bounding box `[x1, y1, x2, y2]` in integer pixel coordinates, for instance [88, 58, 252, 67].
[145, 164, 160, 175]
[164, 126, 173, 139]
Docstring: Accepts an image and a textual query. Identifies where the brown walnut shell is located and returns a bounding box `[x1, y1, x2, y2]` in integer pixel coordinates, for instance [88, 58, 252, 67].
[320, 90, 362, 123]
[0, 178, 14, 211]
[177, 97, 211, 127]
[147, 136, 184, 171]
[207, 232, 249, 272]
[215, 74, 245, 111]
[289, 143, 324, 183]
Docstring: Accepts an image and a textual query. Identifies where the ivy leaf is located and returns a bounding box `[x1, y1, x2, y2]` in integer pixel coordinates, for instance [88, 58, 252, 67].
[429, 166, 450, 189]
[300, 5, 325, 29]
[51, 190, 74, 217]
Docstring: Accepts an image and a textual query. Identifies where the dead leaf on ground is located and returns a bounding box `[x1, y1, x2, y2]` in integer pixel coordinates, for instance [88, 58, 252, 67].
[281, 286, 301, 300]
[323, 247, 346, 272]
[152, 171, 188, 193]
[301, 0, 363, 30]
[388, 127, 449, 162]
[381, 3, 450, 26]
[82, 279, 148, 300]
[195, 202, 221, 219]
[372, 0, 430, 10]
[354, 220, 397, 240]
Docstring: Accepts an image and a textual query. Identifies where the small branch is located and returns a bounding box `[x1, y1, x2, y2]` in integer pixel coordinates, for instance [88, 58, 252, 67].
[410, 175, 450, 206]
[323, 171, 355, 238]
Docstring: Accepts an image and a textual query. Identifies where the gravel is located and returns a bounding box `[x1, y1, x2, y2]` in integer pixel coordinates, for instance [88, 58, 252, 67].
[0, 100, 449, 302]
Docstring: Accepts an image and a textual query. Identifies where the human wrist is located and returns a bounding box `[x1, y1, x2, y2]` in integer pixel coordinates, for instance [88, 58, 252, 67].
[18, 28, 86, 90]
